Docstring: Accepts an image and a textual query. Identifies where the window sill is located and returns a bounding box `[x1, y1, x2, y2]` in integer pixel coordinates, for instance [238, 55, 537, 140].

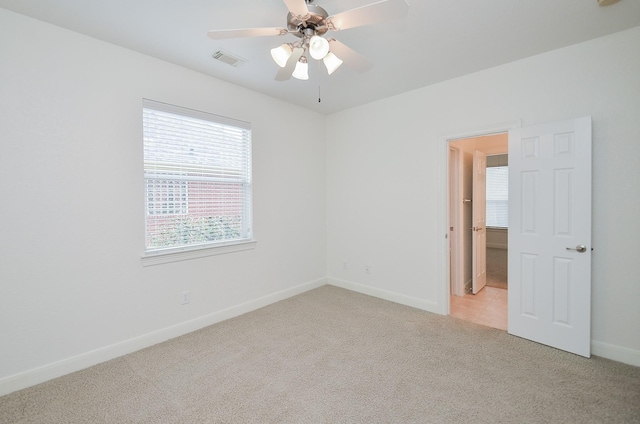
[141, 240, 257, 267]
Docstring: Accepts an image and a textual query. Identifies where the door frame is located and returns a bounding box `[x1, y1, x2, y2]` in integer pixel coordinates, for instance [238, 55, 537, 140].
[448, 145, 464, 298]
[439, 121, 520, 315]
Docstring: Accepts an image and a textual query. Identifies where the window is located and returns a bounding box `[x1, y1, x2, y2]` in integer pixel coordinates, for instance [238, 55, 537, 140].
[143, 99, 252, 255]
[486, 166, 508, 228]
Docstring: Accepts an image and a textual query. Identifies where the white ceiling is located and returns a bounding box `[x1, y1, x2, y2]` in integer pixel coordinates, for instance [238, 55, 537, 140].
[2, 0, 639, 114]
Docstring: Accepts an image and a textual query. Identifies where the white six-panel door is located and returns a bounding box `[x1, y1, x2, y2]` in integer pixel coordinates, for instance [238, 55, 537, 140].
[472, 150, 487, 294]
[508, 117, 592, 357]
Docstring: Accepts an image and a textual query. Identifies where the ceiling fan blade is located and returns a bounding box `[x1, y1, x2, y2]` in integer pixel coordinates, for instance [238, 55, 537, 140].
[207, 27, 288, 39]
[328, 39, 372, 73]
[327, 0, 409, 31]
[282, 0, 309, 18]
[275, 47, 305, 81]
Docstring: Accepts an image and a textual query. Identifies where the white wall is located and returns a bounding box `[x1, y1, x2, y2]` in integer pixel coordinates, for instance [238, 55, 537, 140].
[0, 9, 327, 394]
[327, 27, 640, 365]
[486, 229, 508, 250]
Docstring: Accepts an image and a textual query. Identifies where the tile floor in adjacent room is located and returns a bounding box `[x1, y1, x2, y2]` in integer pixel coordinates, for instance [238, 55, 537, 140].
[450, 286, 508, 331]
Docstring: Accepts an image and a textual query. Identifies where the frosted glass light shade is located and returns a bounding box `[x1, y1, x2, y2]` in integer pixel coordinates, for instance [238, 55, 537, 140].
[309, 35, 330, 60]
[292, 59, 309, 80]
[270, 44, 293, 68]
[323, 52, 343, 75]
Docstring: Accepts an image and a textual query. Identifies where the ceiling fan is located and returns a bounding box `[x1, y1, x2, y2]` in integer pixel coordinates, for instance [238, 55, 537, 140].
[207, 0, 409, 81]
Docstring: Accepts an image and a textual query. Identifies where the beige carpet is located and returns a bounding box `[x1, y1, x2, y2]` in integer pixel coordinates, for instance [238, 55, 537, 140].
[1, 285, 639, 423]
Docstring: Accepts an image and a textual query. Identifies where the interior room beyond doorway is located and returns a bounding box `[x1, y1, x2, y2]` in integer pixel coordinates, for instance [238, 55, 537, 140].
[448, 133, 508, 330]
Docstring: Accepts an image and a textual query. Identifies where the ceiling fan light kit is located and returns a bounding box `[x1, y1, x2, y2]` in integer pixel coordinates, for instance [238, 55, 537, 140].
[207, 0, 409, 81]
[309, 35, 330, 60]
[292, 56, 310, 80]
[270, 43, 293, 68]
[322, 52, 343, 75]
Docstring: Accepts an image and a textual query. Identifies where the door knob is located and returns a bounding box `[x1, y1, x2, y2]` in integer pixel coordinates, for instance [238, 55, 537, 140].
[566, 244, 587, 253]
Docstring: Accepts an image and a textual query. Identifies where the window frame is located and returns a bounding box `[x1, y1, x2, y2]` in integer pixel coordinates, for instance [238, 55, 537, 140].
[141, 99, 255, 266]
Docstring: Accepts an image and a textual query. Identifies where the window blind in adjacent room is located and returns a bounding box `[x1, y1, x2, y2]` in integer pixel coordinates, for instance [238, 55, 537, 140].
[486, 165, 508, 228]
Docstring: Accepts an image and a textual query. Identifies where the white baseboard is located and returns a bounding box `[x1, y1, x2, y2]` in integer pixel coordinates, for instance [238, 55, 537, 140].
[0, 277, 326, 397]
[327, 277, 440, 314]
[591, 340, 640, 367]
[3, 278, 636, 397]
[329, 279, 640, 368]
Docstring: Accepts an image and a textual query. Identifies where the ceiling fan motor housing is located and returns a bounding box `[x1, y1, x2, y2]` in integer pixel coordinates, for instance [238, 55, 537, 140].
[287, 5, 330, 37]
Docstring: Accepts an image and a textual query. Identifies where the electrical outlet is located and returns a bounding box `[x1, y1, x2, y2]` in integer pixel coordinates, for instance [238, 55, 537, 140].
[364, 265, 371, 274]
[342, 261, 348, 270]
[180, 291, 190, 305]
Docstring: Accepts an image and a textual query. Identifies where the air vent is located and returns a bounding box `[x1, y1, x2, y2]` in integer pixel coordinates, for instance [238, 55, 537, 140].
[212, 50, 245, 67]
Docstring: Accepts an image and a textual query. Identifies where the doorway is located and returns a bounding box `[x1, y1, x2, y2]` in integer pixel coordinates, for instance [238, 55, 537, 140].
[442, 117, 592, 356]
[448, 133, 508, 330]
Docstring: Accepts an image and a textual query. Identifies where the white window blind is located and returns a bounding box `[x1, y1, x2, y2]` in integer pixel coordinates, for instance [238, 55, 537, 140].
[143, 99, 252, 253]
[486, 166, 508, 228]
